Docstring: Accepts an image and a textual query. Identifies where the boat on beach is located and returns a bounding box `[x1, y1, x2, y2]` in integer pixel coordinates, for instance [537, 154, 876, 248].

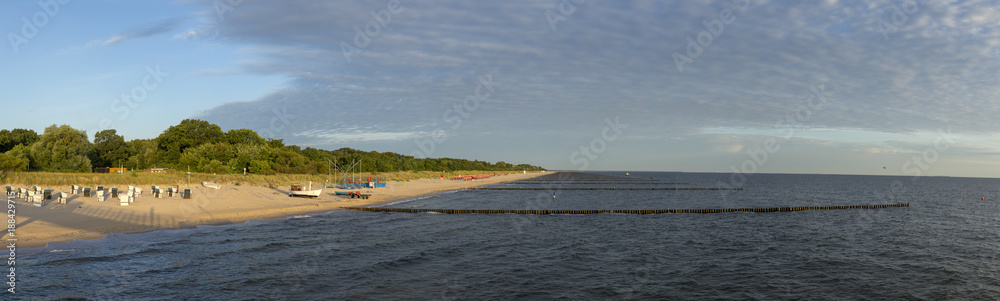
[334, 191, 353, 196]
[202, 182, 221, 189]
[290, 182, 322, 198]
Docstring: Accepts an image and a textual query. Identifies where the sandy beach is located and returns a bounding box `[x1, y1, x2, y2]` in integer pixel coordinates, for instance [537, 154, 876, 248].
[3, 172, 548, 248]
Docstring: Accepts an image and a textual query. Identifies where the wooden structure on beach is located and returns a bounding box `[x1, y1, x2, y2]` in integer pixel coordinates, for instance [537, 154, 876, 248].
[342, 203, 910, 215]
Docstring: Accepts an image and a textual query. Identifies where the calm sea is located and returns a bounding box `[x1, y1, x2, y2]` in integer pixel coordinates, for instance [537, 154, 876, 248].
[14, 172, 1000, 300]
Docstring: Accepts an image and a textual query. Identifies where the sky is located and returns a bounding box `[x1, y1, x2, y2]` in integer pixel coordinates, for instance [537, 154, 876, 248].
[2, 0, 1000, 177]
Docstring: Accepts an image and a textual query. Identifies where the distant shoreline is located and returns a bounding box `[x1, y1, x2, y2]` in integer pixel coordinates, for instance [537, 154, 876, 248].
[5, 171, 550, 249]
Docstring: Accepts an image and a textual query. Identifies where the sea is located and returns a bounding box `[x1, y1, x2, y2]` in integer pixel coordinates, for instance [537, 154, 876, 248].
[13, 172, 1000, 300]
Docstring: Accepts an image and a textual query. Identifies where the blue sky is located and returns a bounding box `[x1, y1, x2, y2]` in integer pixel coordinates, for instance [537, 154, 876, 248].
[3, 0, 1000, 177]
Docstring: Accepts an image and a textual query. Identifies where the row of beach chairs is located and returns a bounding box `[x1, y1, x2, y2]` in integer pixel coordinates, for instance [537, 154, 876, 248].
[5, 185, 193, 207]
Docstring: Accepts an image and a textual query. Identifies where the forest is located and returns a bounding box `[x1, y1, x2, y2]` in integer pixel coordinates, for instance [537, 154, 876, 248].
[0, 119, 545, 174]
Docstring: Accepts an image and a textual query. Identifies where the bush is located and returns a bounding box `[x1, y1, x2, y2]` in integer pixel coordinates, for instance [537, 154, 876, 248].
[249, 160, 272, 174]
[0, 153, 28, 172]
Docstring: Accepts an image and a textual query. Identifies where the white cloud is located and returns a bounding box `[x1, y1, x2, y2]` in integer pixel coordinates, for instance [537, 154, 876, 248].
[180, 0, 1000, 170]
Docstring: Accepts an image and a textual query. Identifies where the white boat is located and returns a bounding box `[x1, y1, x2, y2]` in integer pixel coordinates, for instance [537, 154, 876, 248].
[290, 182, 322, 198]
[202, 182, 222, 189]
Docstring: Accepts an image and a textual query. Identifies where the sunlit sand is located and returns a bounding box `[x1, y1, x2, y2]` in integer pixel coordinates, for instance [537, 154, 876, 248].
[4, 172, 548, 248]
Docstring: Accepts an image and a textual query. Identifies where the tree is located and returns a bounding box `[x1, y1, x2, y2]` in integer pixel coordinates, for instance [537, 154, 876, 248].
[156, 119, 225, 165]
[29, 125, 93, 173]
[226, 129, 265, 145]
[94, 129, 129, 168]
[0, 129, 39, 153]
[179, 142, 235, 173]
[4, 145, 31, 171]
[126, 139, 158, 170]
[0, 153, 28, 171]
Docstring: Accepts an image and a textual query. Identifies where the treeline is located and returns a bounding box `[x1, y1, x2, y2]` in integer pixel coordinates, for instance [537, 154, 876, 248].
[0, 119, 545, 174]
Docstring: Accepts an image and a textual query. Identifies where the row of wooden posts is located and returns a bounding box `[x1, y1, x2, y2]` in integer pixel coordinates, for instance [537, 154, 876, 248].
[466, 187, 744, 191]
[341, 203, 909, 215]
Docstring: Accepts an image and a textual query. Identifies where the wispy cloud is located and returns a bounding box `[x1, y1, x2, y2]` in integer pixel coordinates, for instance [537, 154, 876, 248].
[178, 0, 1000, 170]
[100, 18, 186, 46]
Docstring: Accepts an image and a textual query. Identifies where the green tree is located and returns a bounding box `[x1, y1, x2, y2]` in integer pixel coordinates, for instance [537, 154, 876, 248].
[249, 159, 272, 174]
[225, 129, 265, 145]
[0, 129, 39, 153]
[179, 142, 235, 173]
[4, 144, 32, 171]
[156, 119, 225, 165]
[228, 143, 272, 173]
[0, 153, 28, 171]
[94, 129, 129, 168]
[126, 139, 158, 170]
[29, 125, 93, 172]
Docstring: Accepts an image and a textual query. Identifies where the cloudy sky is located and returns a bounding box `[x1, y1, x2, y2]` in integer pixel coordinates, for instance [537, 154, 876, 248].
[3, 0, 1000, 177]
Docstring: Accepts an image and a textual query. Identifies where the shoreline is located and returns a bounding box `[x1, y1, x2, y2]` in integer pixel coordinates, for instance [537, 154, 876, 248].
[4, 172, 549, 249]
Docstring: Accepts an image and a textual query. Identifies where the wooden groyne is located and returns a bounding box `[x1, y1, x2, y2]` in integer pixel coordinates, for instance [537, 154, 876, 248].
[342, 203, 909, 215]
[507, 182, 689, 185]
[467, 187, 742, 191]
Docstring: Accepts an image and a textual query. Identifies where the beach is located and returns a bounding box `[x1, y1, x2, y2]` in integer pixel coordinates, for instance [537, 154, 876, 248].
[3, 172, 548, 248]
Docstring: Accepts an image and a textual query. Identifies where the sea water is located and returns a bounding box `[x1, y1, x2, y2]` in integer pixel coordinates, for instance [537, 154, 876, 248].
[15, 172, 1000, 299]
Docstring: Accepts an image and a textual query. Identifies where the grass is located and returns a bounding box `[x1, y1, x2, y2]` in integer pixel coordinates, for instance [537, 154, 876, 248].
[1, 170, 536, 188]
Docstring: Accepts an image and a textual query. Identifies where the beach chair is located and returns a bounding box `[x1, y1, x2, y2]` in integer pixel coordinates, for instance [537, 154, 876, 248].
[43, 189, 53, 200]
[5, 186, 10, 196]
[71, 185, 77, 194]
[28, 191, 41, 207]
[111, 188, 119, 198]
[119, 194, 129, 206]
[97, 190, 105, 202]
[136, 187, 143, 197]
[167, 188, 174, 197]
[58, 192, 67, 204]
[84, 187, 92, 197]
[183, 189, 191, 199]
